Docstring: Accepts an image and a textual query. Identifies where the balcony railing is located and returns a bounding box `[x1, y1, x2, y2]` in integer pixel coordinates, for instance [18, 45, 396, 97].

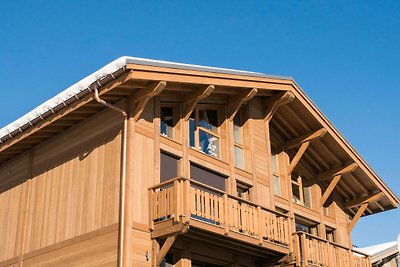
[293, 232, 371, 267]
[149, 177, 290, 248]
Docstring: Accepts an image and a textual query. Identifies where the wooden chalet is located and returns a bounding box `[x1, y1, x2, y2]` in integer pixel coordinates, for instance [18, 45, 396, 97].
[0, 57, 398, 267]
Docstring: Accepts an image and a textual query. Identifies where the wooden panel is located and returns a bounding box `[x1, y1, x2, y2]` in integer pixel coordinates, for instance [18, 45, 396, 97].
[21, 108, 123, 254]
[22, 229, 118, 266]
[136, 98, 155, 133]
[250, 98, 270, 181]
[256, 182, 270, 208]
[132, 133, 154, 225]
[130, 229, 152, 267]
[0, 153, 30, 262]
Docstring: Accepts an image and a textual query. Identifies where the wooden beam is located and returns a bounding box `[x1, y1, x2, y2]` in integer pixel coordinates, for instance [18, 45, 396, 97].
[345, 192, 384, 209]
[287, 141, 310, 176]
[131, 81, 167, 121]
[156, 234, 177, 266]
[264, 91, 295, 121]
[320, 175, 341, 206]
[131, 81, 167, 104]
[317, 162, 358, 181]
[183, 85, 215, 120]
[347, 202, 369, 233]
[280, 128, 327, 151]
[228, 88, 258, 120]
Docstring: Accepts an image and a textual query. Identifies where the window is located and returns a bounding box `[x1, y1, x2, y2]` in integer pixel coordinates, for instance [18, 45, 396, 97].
[271, 153, 280, 196]
[190, 163, 227, 191]
[160, 152, 179, 183]
[295, 218, 319, 236]
[326, 226, 336, 242]
[189, 107, 221, 158]
[236, 182, 251, 201]
[161, 107, 174, 138]
[291, 172, 312, 208]
[233, 112, 245, 169]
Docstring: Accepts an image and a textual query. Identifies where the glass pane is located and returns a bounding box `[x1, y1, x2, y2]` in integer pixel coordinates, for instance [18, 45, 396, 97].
[161, 107, 174, 138]
[296, 222, 310, 233]
[271, 154, 279, 173]
[273, 174, 280, 196]
[234, 146, 244, 169]
[199, 129, 219, 158]
[303, 186, 311, 208]
[189, 117, 195, 148]
[292, 183, 301, 204]
[233, 114, 242, 144]
[199, 109, 218, 133]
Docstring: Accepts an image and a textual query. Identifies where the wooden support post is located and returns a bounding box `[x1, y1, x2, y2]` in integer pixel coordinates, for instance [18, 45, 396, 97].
[228, 88, 257, 120]
[264, 91, 295, 122]
[156, 234, 177, 267]
[183, 85, 215, 120]
[287, 141, 310, 176]
[132, 81, 166, 121]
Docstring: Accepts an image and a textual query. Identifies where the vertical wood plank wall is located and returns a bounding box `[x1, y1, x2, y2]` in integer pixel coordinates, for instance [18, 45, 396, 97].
[0, 105, 124, 265]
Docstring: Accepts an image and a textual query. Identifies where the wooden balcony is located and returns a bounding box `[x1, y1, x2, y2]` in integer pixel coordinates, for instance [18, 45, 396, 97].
[149, 177, 290, 255]
[292, 232, 371, 267]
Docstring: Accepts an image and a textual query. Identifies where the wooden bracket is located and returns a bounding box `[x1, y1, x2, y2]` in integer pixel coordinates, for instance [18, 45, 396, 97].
[228, 88, 258, 120]
[154, 222, 189, 266]
[264, 91, 295, 122]
[155, 233, 177, 266]
[347, 192, 384, 233]
[285, 129, 326, 176]
[287, 141, 310, 176]
[319, 163, 358, 206]
[131, 81, 167, 121]
[280, 128, 327, 151]
[183, 85, 215, 120]
[345, 192, 384, 209]
[317, 162, 358, 181]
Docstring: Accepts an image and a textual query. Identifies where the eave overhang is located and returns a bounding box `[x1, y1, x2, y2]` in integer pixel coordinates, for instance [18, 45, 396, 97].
[0, 57, 398, 217]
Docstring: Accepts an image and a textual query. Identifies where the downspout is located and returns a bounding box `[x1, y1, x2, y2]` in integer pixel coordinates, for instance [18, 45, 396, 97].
[94, 86, 127, 267]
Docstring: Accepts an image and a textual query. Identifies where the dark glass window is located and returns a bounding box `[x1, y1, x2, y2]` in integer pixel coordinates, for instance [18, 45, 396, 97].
[160, 152, 179, 183]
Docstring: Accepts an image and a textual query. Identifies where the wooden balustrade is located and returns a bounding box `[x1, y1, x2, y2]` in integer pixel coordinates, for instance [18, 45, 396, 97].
[149, 177, 290, 247]
[292, 232, 371, 267]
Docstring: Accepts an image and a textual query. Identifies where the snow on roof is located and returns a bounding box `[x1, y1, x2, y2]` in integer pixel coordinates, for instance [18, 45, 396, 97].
[0, 56, 289, 143]
[358, 241, 398, 256]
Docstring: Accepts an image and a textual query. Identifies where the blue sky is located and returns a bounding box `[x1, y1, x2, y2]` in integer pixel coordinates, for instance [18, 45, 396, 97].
[0, 1, 399, 247]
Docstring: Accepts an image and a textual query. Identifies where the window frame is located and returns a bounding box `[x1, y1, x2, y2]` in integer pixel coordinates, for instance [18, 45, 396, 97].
[189, 105, 223, 159]
[160, 102, 181, 142]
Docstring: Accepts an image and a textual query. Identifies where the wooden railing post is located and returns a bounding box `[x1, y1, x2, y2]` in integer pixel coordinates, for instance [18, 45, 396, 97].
[293, 233, 301, 267]
[174, 179, 181, 222]
[257, 206, 263, 244]
[223, 193, 229, 235]
[182, 179, 191, 222]
[149, 189, 155, 231]
[300, 233, 308, 266]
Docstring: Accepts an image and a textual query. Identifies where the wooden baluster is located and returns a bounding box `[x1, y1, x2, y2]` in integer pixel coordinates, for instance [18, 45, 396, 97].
[223, 194, 229, 234]
[301, 234, 309, 266]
